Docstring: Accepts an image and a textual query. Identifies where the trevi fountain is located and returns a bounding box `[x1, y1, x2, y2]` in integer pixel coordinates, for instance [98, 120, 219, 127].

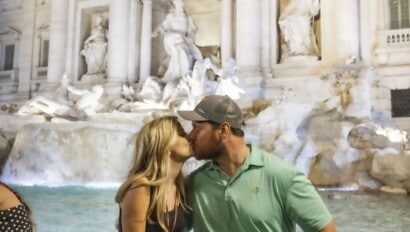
[0, 0, 409, 231]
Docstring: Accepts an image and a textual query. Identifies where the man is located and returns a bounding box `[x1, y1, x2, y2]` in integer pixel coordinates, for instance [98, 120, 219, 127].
[178, 95, 336, 232]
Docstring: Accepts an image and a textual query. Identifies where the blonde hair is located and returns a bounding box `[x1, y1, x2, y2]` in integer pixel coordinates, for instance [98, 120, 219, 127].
[115, 116, 188, 231]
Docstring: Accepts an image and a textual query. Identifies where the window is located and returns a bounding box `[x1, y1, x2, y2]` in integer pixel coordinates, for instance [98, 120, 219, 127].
[0, 43, 15, 71]
[40, 39, 49, 67]
[391, 89, 410, 117]
[390, 0, 410, 29]
[3, 44, 15, 70]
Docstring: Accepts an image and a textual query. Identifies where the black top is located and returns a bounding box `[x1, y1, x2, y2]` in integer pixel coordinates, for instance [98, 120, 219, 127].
[146, 204, 187, 232]
[0, 181, 33, 232]
[0, 204, 33, 232]
[118, 204, 187, 232]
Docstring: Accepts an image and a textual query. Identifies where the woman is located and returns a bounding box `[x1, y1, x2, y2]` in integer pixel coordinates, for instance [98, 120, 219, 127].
[0, 181, 36, 232]
[115, 116, 191, 232]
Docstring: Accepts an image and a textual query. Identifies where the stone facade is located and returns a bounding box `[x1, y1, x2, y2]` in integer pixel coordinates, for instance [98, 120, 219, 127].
[0, 0, 409, 128]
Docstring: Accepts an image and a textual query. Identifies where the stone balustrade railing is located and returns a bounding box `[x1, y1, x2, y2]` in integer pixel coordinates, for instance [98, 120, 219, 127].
[0, 69, 18, 81]
[34, 67, 48, 80]
[378, 28, 410, 47]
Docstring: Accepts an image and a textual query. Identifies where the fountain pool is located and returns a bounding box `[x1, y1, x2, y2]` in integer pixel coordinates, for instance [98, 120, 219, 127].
[10, 185, 410, 232]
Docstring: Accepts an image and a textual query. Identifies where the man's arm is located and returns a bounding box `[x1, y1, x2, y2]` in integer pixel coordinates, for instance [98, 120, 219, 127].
[320, 219, 336, 232]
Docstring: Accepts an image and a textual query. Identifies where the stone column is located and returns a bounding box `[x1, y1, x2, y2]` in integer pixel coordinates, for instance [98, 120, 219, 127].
[128, 0, 143, 83]
[64, 0, 76, 79]
[359, 0, 377, 65]
[107, 0, 130, 82]
[236, 0, 261, 76]
[47, 0, 69, 83]
[220, 0, 233, 67]
[139, 0, 153, 83]
[260, 0, 271, 75]
[321, 0, 359, 64]
[235, 0, 263, 105]
[270, 0, 280, 66]
[16, 0, 36, 98]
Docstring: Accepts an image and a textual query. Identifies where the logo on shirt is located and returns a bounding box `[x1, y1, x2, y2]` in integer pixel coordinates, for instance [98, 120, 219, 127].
[251, 187, 259, 193]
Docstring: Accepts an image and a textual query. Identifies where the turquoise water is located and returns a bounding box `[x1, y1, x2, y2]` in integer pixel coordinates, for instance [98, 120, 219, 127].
[11, 186, 410, 232]
[13, 185, 118, 232]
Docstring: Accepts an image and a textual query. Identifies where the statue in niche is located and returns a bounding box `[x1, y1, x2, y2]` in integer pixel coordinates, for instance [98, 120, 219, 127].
[152, 0, 203, 82]
[278, 0, 320, 60]
[80, 15, 108, 76]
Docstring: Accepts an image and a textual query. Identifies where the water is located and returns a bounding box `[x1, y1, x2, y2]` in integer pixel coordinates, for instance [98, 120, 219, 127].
[319, 191, 410, 232]
[13, 185, 118, 232]
[11, 186, 410, 232]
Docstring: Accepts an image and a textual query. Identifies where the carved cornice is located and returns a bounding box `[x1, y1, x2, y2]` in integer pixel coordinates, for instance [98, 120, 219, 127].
[36, 0, 50, 8]
[185, 0, 220, 15]
[0, 26, 21, 41]
[0, 0, 23, 14]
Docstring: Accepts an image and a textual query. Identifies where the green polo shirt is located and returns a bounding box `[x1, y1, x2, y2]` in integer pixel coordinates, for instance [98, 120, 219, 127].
[186, 145, 332, 232]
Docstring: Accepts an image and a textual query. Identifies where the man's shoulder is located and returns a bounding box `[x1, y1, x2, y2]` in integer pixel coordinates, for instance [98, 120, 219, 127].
[250, 145, 301, 174]
[188, 160, 212, 176]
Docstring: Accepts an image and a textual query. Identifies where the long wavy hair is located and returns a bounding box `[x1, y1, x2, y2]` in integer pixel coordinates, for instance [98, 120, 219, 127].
[115, 116, 188, 232]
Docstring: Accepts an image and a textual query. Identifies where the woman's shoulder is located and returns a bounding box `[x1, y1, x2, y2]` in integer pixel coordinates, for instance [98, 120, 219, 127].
[128, 177, 151, 195]
[126, 184, 150, 198]
[0, 184, 21, 211]
[121, 183, 150, 210]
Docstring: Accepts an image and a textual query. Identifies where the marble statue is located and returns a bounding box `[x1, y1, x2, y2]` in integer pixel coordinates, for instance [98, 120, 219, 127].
[16, 96, 72, 117]
[16, 75, 73, 117]
[80, 15, 108, 75]
[66, 84, 105, 116]
[214, 58, 245, 100]
[278, 0, 320, 60]
[16, 75, 105, 117]
[152, 0, 203, 82]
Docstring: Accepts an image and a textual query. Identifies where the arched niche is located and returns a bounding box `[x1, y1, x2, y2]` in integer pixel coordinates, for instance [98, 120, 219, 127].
[150, 0, 221, 75]
[75, 5, 109, 81]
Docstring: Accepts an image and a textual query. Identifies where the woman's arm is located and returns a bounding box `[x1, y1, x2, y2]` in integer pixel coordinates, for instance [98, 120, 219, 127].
[320, 220, 336, 232]
[120, 185, 150, 232]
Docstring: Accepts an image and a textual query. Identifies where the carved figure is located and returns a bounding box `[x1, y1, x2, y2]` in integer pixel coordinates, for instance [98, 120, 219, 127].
[278, 0, 320, 59]
[16, 96, 72, 116]
[66, 84, 105, 115]
[152, 0, 203, 82]
[17, 75, 105, 117]
[16, 75, 73, 117]
[80, 15, 108, 75]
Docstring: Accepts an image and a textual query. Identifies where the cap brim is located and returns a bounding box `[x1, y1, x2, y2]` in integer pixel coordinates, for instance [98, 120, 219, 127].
[177, 110, 208, 121]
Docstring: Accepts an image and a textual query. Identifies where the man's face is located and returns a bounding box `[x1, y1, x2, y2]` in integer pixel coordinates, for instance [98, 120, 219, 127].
[187, 121, 221, 160]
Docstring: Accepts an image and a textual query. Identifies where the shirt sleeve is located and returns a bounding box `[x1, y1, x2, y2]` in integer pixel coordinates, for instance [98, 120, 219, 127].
[285, 171, 333, 232]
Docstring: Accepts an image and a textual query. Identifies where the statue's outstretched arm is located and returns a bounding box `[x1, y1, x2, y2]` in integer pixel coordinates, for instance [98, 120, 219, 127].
[66, 85, 89, 96]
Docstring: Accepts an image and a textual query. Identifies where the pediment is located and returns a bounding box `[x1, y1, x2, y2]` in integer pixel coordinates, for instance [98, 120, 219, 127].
[0, 26, 21, 41]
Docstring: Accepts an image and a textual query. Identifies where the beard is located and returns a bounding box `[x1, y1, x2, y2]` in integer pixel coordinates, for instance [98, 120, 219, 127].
[191, 138, 222, 160]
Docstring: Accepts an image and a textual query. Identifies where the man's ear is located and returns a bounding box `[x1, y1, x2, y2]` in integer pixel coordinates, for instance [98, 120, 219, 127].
[219, 122, 231, 138]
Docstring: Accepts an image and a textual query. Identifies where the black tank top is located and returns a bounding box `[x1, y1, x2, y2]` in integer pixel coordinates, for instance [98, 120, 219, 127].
[118, 189, 187, 232]
[145, 204, 187, 232]
[118, 204, 187, 232]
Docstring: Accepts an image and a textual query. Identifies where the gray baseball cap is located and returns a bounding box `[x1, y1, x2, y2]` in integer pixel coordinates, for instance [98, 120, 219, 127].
[178, 95, 244, 129]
